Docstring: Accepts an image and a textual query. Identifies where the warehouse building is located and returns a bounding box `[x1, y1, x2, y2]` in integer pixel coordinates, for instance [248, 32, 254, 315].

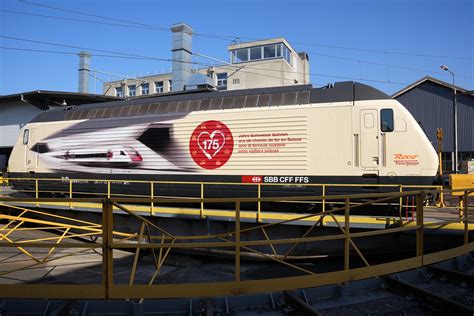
[0, 91, 118, 171]
[393, 76, 474, 173]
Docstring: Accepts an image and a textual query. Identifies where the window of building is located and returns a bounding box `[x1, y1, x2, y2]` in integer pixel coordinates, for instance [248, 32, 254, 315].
[231, 42, 292, 65]
[141, 83, 149, 95]
[276, 44, 282, 57]
[217, 73, 227, 90]
[232, 49, 249, 63]
[22, 129, 29, 145]
[155, 81, 164, 93]
[168, 80, 173, 92]
[115, 87, 123, 98]
[381, 109, 394, 132]
[250, 47, 262, 60]
[263, 45, 276, 58]
[281, 44, 291, 64]
[128, 85, 136, 97]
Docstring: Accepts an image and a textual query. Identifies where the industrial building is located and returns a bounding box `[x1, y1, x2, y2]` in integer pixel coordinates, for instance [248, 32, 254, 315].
[103, 24, 310, 97]
[393, 76, 474, 173]
[0, 91, 118, 170]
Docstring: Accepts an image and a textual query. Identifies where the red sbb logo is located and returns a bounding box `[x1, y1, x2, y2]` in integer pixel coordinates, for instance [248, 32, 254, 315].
[189, 120, 234, 170]
[242, 176, 263, 183]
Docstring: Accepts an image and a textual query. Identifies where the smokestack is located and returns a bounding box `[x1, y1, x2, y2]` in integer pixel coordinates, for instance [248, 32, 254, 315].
[78, 51, 91, 93]
[170, 23, 193, 91]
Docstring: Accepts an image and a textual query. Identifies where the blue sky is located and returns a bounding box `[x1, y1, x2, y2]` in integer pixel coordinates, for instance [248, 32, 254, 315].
[0, 0, 472, 96]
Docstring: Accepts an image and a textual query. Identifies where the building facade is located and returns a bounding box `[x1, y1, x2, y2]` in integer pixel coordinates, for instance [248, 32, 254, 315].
[103, 38, 310, 97]
[393, 76, 474, 173]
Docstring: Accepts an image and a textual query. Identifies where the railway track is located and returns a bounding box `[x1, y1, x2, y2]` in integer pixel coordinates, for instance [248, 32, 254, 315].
[382, 264, 474, 315]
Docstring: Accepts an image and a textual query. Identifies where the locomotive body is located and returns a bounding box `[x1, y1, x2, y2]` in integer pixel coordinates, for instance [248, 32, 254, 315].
[8, 82, 438, 199]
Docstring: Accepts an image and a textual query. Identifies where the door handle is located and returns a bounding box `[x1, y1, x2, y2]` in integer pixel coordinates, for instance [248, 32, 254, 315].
[372, 157, 379, 164]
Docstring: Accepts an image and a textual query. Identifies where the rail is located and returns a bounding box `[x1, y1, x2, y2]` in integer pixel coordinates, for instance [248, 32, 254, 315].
[0, 187, 472, 299]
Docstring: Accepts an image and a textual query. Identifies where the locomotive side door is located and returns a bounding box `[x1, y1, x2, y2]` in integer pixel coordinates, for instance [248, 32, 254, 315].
[25, 128, 38, 170]
[359, 110, 379, 169]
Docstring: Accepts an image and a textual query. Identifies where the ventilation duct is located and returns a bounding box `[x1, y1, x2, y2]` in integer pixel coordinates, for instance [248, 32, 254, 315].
[170, 23, 193, 92]
[78, 51, 91, 93]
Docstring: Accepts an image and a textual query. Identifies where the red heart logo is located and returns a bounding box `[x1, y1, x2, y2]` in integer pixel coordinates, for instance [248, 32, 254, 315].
[197, 130, 225, 160]
[189, 120, 234, 170]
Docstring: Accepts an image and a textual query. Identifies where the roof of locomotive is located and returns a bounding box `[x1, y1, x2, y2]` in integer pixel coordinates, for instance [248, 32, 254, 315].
[30, 81, 391, 123]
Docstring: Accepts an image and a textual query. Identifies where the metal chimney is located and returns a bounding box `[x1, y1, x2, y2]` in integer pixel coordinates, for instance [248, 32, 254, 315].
[78, 51, 91, 93]
[170, 23, 193, 91]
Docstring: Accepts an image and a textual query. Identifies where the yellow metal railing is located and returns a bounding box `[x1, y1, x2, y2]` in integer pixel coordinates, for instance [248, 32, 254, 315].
[1, 176, 445, 221]
[0, 187, 472, 300]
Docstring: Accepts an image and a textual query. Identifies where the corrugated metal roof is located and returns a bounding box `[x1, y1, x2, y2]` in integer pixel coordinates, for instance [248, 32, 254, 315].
[392, 76, 467, 98]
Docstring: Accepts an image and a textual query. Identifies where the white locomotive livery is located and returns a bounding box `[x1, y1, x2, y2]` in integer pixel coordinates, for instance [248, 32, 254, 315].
[8, 82, 438, 197]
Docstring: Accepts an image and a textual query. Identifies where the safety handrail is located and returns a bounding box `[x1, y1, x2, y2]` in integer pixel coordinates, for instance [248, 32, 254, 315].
[0, 188, 472, 300]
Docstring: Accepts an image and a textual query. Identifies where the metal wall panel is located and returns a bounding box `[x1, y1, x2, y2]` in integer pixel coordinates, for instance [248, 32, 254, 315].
[395, 81, 473, 152]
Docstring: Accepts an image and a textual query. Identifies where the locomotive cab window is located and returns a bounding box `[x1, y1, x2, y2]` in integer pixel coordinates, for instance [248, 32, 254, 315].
[22, 129, 29, 145]
[380, 109, 394, 132]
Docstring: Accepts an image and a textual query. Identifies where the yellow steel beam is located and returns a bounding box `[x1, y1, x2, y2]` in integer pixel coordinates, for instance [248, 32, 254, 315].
[17, 231, 100, 244]
[344, 199, 350, 284]
[235, 202, 241, 285]
[200, 182, 204, 218]
[0, 220, 25, 241]
[0, 210, 28, 231]
[129, 222, 146, 287]
[219, 236, 317, 277]
[0, 223, 426, 251]
[0, 214, 102, 234]
[416, 193, 425, 259]
[0, 187, 439, 203]
[156, 233, 165, 271]
[0, 203, 101, 227]
[0, 225, 101, 232]
[0, 214, 132, 238]
[107, 244, 471, 299]
[0, 241, 471, 300]
[260, 226, 278, 257]
[1, 234, 40, 263]
[464, 192, 470, 245]
[150, 182, 154, 216]
[12, 198, 468, 234]
[282, 215, 326, 260]
[0, 248, 91, 277]
[328, 213, 370, 267]
[102, 199, 113, 299]
[42, 227, 71, 262]
[111, 201, 174, 238]
[8, 199, 471, 233]
[0, 242, 101, 248]
[140, 237, 176, 302]
[110, 225, 421, 250]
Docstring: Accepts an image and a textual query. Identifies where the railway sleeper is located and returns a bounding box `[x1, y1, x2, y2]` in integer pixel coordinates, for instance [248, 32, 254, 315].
[283, 291, 322, 316]
[427, 265, 474, 286]
[383, 275, 474, 314]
